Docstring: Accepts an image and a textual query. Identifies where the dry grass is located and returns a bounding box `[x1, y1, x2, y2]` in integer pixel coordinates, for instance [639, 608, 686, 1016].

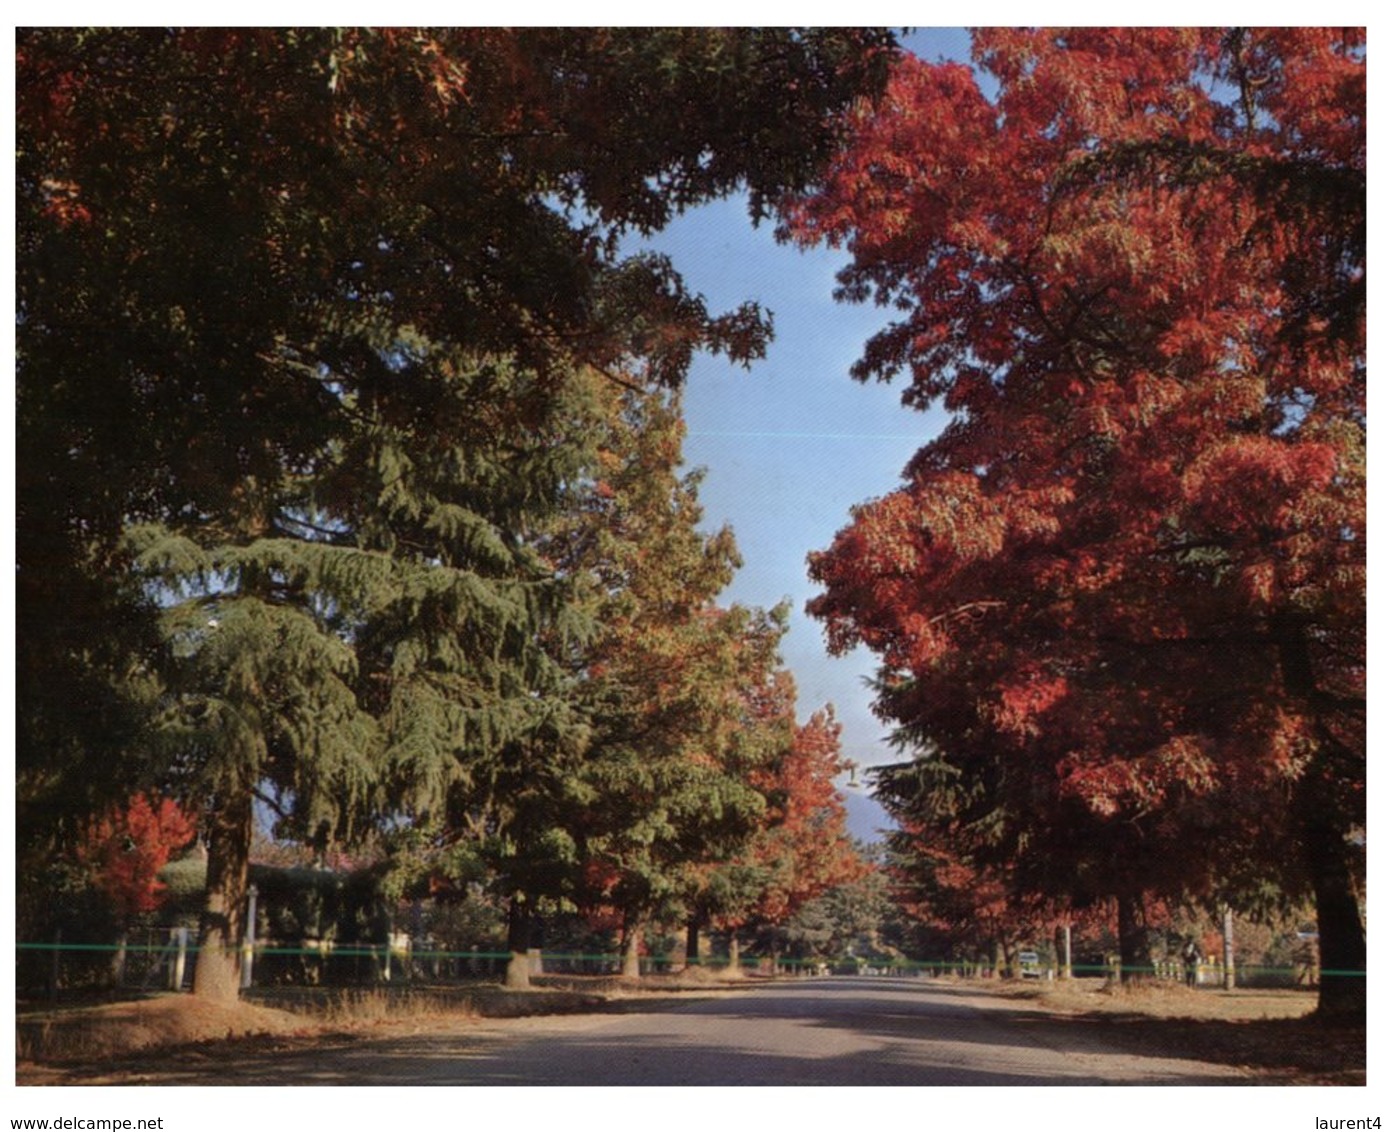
[15, 971, 747, 1066]
[988, 977, 1364, 1085]
[15, 994, 310, 1063]
[1011, 976, 1319, 1021]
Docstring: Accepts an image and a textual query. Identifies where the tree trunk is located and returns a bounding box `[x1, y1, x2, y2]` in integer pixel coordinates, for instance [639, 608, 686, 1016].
[1116, 890, 1152, 985]
[686, 919, 704, 968]
[1297, 764, 1366, 1021]
[193, 792, 252, 1001]
[1055, 922, 1072, 980]
[110, 929, 129, 988]
[1276, 616, 1365, 1021]
[504, 895, 531, 989]
[621, 914, 643, 979]
[725, 931, 741, 974]
[665, 931, 686, 972]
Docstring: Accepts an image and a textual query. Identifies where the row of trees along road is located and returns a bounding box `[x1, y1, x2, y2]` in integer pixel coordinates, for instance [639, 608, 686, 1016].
[17, 28, 894, 1001]
[785, 28, 1364, 1019]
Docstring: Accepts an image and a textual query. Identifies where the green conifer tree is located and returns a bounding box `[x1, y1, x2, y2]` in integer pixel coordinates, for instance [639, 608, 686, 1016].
[17, 29, 894, 994]
[547, 379, 793, 976]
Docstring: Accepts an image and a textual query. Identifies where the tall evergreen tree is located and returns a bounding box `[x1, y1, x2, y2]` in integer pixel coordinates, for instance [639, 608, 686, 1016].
[129, 346, 600, 997]
[17, 29, 894, 996]
[550, 378, 791, 977]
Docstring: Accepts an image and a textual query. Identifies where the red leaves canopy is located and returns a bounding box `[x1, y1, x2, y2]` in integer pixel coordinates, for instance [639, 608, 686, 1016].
[788, 29, 1364, 917]
[77, 795, 197, 920]
[744, 707, 867, 926]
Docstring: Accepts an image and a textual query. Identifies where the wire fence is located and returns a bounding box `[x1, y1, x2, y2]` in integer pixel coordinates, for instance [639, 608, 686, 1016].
[15, 934, 753, 1000]
[16, 934, 1351, 1004]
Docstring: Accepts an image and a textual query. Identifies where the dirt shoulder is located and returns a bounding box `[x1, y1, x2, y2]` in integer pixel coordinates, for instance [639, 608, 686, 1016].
[14, 970, 743, 1084]
[981, 977, 1364, 1086]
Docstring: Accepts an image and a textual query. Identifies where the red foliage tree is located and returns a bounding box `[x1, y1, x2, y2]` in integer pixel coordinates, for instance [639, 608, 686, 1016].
[886, 819, 1035, 973]
[686, 698, 867, 971]
[787, 29, 1363, 1015]
[78, 794, 198, 921]
[743, 706, 867, 928]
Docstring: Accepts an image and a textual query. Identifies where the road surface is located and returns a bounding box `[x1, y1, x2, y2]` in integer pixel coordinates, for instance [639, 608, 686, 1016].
[51, 977, 1258, 1085]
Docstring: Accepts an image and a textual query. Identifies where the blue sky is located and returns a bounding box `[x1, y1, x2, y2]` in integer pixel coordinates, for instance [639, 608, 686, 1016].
[644, 199, 935, 782]
[630, 30, 976, 787]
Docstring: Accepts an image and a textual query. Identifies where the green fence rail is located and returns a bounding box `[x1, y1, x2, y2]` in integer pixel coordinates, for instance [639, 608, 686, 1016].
[14, 940, 1364, 978]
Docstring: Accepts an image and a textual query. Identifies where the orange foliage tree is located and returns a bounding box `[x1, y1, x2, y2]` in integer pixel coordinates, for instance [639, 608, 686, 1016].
[742, 706, 868, 931]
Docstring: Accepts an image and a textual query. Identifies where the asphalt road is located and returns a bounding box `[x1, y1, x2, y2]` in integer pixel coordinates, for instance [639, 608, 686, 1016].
[72, 977, 1256, 1086]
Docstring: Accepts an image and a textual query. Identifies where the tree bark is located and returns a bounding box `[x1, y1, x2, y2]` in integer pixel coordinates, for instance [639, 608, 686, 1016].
[193, 792, 252, 1001]
[1055, 922, 1072, 980]
[1275, 618, 1365, 1021]
[504, 895, 531, 989]
[686, 919, 704, 968]
[621, 914, 643, 979]
[1116, 890, 1152, 985]
[1296, 763, 1366, 1021]
[110, 929, 129, 988]
[726, 931, 741, 974]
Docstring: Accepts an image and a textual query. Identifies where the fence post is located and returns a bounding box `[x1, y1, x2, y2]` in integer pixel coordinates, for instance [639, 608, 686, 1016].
[111, 930, 129, 988]
[1056, 922, 1072, 980]
[171, 927, 189, 991]
[1222, 905, 1236, 990]
[240, 884, 258, 990]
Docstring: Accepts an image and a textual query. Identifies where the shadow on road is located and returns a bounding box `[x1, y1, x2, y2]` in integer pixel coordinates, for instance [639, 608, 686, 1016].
[21, 976, 1297, 1086]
